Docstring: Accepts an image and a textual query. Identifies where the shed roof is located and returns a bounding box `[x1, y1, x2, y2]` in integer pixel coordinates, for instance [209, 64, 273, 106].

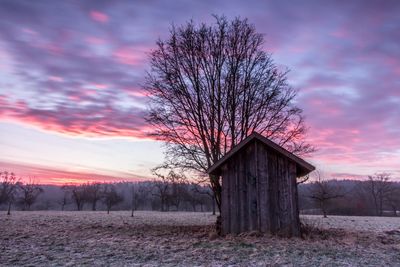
[207, 132, 315, 177]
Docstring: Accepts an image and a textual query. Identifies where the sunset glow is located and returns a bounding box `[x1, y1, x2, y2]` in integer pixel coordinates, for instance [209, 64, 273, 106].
[0, 1, 399, 183]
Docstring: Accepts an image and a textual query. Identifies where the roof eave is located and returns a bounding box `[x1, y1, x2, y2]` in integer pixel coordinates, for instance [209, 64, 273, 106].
[207, 132, 315, 176]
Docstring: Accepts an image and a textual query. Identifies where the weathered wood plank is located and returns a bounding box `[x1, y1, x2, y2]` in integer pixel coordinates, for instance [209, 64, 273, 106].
[279, 156, 286, 234]
[257, 141, 269, 232]
[234, 155, 241, 233]
[239, 150, 247, 232]
[221, 164, 230, 234]
[230, 155, 240, 234]
[255, 140, 261, 231]
[280, 156, 291, 235]
[289, 161, 301, 236]
[247, 143, 258, 231]
[230, 157, 238, 234]
[267, 151, 278, 234]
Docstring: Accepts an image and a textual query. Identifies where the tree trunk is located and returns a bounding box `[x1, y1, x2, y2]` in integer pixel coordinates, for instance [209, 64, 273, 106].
[209, 174, 222, 213]
[7, 201, 11, 215]
[373, 198, 379, 216]
[212, 197, 216, 215]
[131, 187, 135, 217]
[210, 174, 222, 232]
[321, 202, 327, 218]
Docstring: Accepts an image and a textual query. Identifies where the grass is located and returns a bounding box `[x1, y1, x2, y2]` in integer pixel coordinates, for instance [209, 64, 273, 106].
[0, 211, 399, 266]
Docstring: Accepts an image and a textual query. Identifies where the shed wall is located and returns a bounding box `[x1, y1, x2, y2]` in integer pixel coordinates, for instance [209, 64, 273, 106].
[220, 140, 300, 236]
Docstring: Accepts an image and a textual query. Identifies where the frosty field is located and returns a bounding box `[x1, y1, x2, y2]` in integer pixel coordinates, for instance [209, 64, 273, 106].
[1, 211, 400, 266]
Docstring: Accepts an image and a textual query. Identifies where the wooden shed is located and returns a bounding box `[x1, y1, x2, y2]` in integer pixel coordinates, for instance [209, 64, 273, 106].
[208, 132, 315, 236]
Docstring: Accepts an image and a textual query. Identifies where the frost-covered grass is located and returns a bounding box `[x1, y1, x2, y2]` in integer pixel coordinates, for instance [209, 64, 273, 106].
[302, 214, 400, 233]
[1, 211, 400, 266]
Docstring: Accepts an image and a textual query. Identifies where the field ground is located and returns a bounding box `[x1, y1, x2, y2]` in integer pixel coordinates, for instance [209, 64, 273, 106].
[1, 211, 400, 266]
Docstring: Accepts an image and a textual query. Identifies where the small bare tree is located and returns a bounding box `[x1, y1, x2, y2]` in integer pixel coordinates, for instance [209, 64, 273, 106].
[152, 167, 171, 211]
[83, 182, 102, 211]
[59, 187, 70, 211]
[190, 183, 216, 214]
[167, 171, 187, 211]
[152, 166, 187, 211]
[364, 173, 394, 216]
[308, 171, 345, 218]
[102, 184, 124, 214]
[131, 182, 152, 217]
[0, 171, 20, 215]
[131, 184, 136, 217]
[17, 177, 44, 210]
[62, 184, 86, 211]
[386, 185, 400, 216]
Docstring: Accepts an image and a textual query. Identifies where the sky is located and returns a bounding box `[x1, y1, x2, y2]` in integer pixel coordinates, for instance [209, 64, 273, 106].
[0, 0, 399, 184]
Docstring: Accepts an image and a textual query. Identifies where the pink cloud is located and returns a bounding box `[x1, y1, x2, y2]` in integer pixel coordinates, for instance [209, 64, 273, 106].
[48, 76, 64, 82]
[85, 36, 107, 45]
[124, 87, 149, 98]
[32, 43, 63, 55]
[113, 47, 144, 66]
[0, 161, 147, 185]
[0, 97, 152, 139]
[22, 28, 38, 35]
[330, 27, 349, 39]
[90, 83, 108, 89]
[89, 10, 109, 23]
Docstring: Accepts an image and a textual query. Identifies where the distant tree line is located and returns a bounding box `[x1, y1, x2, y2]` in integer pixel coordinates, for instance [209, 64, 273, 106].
[0, 171, 215, 215]
[1, 170, 399, 217]
[299, 173, 400, 217]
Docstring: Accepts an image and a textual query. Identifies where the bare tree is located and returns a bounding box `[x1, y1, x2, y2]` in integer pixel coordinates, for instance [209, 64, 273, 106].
[190, 183, 216, 214]
[185, 183, 202, 212]
[152, 166, 171, 211]
[308, 171, 345, 218]
[130, 183, 150, 217]
[167, 171, 187, 211]
[0, 171, 20, 215]
[102, 184, 124, 214]
[59, 187, 70, 211]
[145, 16, 314, 211]
[131, 184, 136, 217]
[386, 184, 400, 216]
[17, 177, 44, 210]
[62, 184, 86, 211]
[83, 182, 102, 211]
[364, 173, 394, 216]
[152, 166, 188, 211]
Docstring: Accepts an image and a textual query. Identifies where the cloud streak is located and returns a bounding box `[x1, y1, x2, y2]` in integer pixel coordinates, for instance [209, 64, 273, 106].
[0, 161, 147, 185]
[0, 95, 149, 138]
